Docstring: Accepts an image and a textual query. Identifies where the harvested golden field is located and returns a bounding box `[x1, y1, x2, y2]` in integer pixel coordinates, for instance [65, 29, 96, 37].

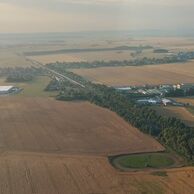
[0, 97, 194, 194]
[153, 106, 194, 127]
[0, 152, 128, 194]
[0, 51, 32, 68]
[174, 97, 194, 106]
[0, 97, 163, 155]
[0, 152, 194, 194]
[27, 37, 194, 64]
[2, 37, 194, 67]
[29, 50, 134, 64]
[132, 37, 194, 51]
[118, 37, 194, 52]
[123, 167, 194, 194]
[72, 61, 194, 86]
[0, 97, 168, 194]
[29, 54, 83, 63]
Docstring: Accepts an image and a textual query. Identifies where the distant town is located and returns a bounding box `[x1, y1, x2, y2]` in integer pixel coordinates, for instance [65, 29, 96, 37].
[116, 82, 194, 106]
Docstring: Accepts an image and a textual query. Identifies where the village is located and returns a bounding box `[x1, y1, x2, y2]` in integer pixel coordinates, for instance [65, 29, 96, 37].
[116, 82, 194, 106]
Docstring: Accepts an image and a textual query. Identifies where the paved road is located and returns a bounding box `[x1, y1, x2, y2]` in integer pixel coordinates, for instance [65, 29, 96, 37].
[27, 58, 85, 88]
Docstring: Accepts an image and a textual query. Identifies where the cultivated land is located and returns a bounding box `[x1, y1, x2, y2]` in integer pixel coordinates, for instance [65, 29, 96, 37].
[0, 82, 193, 193]
[130, 37, 194, 51]
[29, 49, 172, 64]
[0, 51, 32, 68]
[72, 61, 194, 86]
[1, 36, 194, 193]
[26, 37, 194, 64]
[0, 97, 194, 194]
[1, 152, 194, 194]
[153, 106, 194, 127]
[175, 97, 194, 106]
[0, 97, 163, 155]
[29, 50, 135, 64]
[1, 36, 194, 68]
[0, 97, 167, 194]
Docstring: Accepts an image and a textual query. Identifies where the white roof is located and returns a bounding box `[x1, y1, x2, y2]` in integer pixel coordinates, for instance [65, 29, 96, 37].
[117, 87, 132, 90]
[162, 98, 172, 103]
[0, 86, 14, 92]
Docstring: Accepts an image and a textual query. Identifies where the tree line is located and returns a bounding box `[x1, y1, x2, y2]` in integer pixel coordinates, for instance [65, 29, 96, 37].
[0, 67, 44, 82]
[47, 51, 194, 69]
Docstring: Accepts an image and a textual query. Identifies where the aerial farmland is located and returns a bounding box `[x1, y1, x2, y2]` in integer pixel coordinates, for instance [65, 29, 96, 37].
[0, 32, 194, 194]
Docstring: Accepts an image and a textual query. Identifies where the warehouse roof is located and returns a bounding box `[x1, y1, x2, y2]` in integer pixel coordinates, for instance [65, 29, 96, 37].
[0, 86, 14, 92]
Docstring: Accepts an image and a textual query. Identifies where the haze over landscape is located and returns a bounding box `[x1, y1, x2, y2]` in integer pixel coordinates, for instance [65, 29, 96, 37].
[0, 0, 194, 33]
[1, 1, 194, 194]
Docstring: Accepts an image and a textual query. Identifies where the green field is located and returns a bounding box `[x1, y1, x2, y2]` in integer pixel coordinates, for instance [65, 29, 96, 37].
[0, 76, 58, 97]
[111, 153, 175, 169]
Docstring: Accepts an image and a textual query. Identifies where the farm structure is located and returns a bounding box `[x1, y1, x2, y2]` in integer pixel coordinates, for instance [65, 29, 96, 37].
[0, 85, 20, 95]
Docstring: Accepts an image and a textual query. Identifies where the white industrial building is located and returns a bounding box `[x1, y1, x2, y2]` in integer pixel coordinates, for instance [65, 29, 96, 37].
[116, 87, 132, 91]
[162, 98, 173, 106]
[0, 86, 15, 95]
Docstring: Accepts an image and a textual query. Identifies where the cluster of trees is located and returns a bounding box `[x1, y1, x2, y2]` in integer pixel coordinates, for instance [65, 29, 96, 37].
[45, 78, 61, 91]
[57, 88, 87, 101]
[46, 78, 88, 101]
[0, 67, 44, 82]
[25, 45, 152, 56]
[166, 88, 194, 97]
[154, 49, 169, 53]
[48, 51, 194, 69]
[47, 65, 194, 160]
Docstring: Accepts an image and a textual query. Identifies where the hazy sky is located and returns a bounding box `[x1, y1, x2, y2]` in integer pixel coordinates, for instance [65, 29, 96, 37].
[0, 0, 194, 33]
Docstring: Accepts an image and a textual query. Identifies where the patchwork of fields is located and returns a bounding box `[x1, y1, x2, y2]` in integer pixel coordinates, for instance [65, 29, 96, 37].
[1, 36, 194, 193]
[0, 97, 193, 194]
[0, 97, 164, 194]
[72, 61, 194, 86]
